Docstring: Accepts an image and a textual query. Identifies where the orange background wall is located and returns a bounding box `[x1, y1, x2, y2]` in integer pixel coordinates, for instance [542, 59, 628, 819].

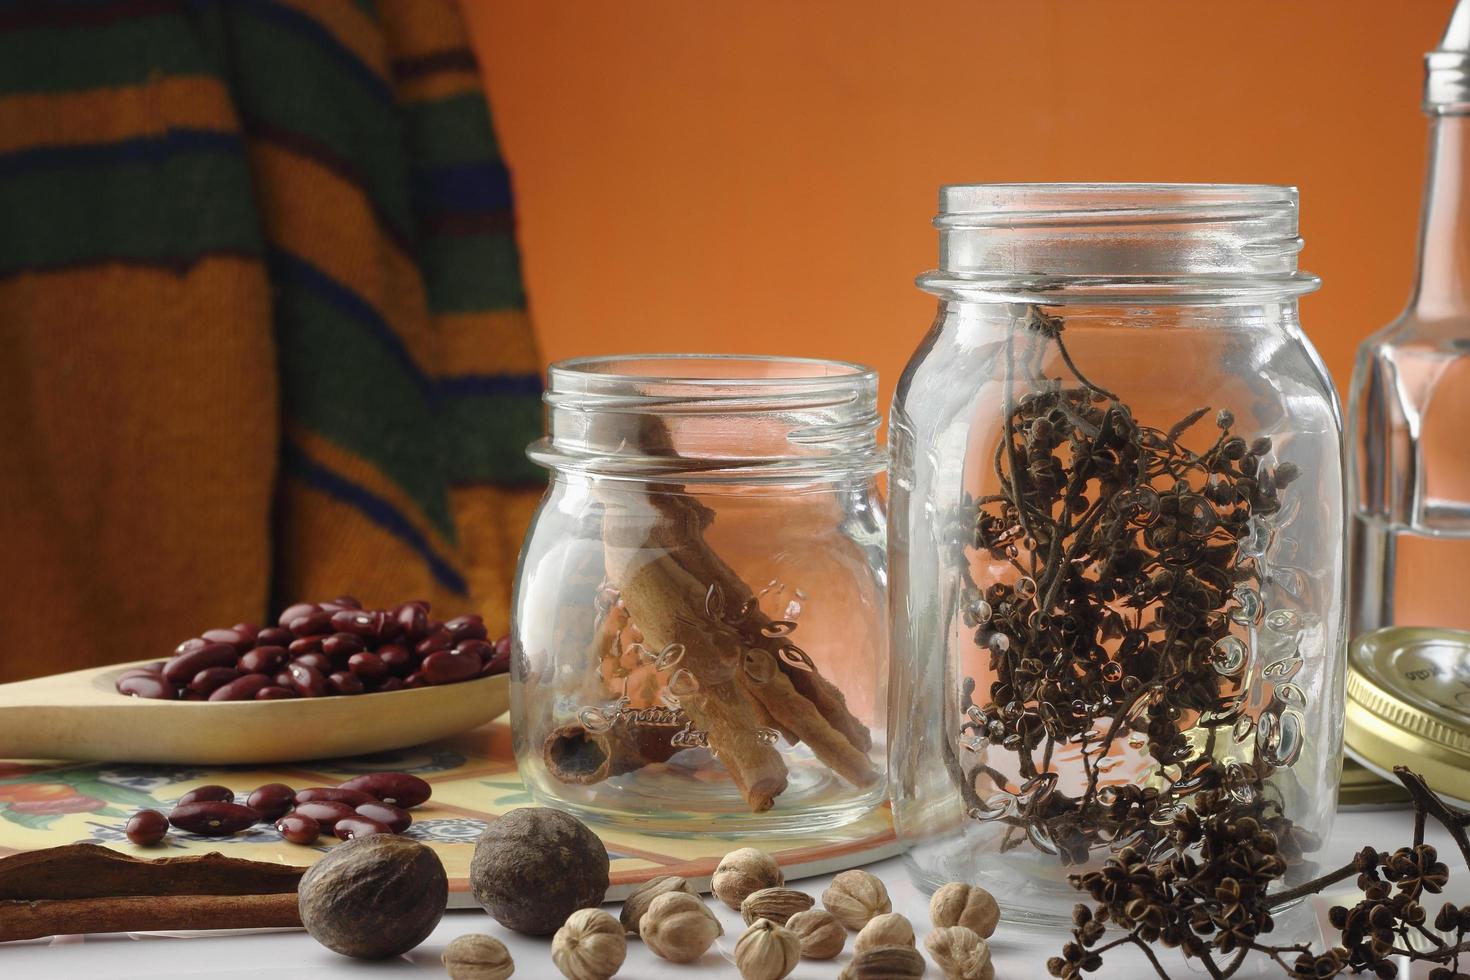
[464, 1, 1452, 411]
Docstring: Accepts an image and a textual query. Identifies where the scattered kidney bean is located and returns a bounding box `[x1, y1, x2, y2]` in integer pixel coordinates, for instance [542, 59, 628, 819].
[287, 663, 329, 698]
[187, 666, 240, 695]
[328, 671, 364, 696]
[255, 686, 298, 700]
[239, 646, 287, 674]
[339, 772, 432, 809]
[118, 674, 175, 699]
[126, 809, 169, 846]
[355, 802, 411, 833]
[294, 801, 356, 829]
[208, 674, 274, 701]
[333, 815, 392, 840]
[169, 801, 259, 836]
[178, 784, 234, 805]
[163, 642, 237, 684]
[247, 783, 296, 820]
[422, 649, 479, 685]
[275, 812, 320, 844]
[295, 787, 374, 806]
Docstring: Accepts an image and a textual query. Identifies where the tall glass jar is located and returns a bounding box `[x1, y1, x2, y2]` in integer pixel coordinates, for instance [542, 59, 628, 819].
[514, 355, 888, 833]
[888, 184, 1346, 922]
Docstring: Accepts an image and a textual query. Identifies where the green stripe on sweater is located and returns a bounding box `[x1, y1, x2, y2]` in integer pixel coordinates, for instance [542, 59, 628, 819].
[440, 393, 545, 484]
[0, 15, 215, 95]
[420, 233, 526, 314]
[0, 154, 262, 272]
[402, 94, 502, 168]
[275, 284, 456, 539]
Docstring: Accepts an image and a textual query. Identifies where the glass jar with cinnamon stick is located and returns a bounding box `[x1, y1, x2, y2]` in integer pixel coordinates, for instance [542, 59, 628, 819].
[888, 184, 1347, 922]
[514, 355, 887, 832]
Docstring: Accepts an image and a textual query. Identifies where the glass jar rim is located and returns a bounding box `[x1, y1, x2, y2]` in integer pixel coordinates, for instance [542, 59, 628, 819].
[549, 353, 876, 390]
[923, 182, 1321, 305]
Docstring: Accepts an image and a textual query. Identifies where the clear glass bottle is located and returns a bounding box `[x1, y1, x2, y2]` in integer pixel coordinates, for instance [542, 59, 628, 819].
[888, 184, 1346, 922]
[513, 355, 888, 833]
[1349, 2, 1470, 639]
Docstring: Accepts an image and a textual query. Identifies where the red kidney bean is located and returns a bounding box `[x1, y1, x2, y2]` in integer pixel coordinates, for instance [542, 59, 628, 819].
[287, 663, 328, 698]
[117, 667, 164, 684]
[231, 622, 260, 645]
[292, 652, 333, 674]
[293, 801, 355, 829]
[238, 646, 287, 674]
[277, 601, 318, 627]
[118, 674, 176, 699]
[173, 637, 208, 657]
[330, 609, 381, 638]
[355, 802, 411, 833]
[376, 676, 405, 693]
[295, 787, 374, 806]
[328, 671, 364, 696]
[394, 601, 429, 640]
[329, 595, 362, 610]
[422, 649, 479, 685]
[347, 651, 387, 681]
[163, 642, 238, 684]
[208, 674, 274, 701]
[187, 666, 240, 695]
[339, 772, 431, 808]
[169, 801, 260, 836]
[455, 639, 494, 666]
[334, 815, 392, 840]
[247, 783, 296, 820]
[256, 626, 293, 647]
[276, 812, 320, 845]
[201, 627, 251, 652]
[273, 670, 295, 688]
[126, 809, 169, 845]
[377, 645, 414, 675]
[288, 635, 323, 656]
[415, 628, 452, 657]
[404, 672, 427, 689]
[255, 686, 298, 700]
[322, 632, 362, 659]
[178, 784, 234, 805]
[287, 610, 333, 636]
[446, 615, 488, 643]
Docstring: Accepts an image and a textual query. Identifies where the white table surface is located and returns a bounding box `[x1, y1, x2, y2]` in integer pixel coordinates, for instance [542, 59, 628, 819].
[2, 807, 1460, 979]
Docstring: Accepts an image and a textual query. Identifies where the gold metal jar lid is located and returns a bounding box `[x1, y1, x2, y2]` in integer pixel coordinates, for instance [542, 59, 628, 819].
[1345, 626, 1470, 807]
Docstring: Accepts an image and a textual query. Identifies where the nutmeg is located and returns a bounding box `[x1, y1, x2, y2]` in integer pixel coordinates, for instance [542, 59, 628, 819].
[619, 875, 694, 934]
[470, 807, 609, 936]
[925, 925, 994, 980]
[713, 847, 784, 910]
[785, 907, 846, 959]
[551, 908, 625, 980]
[734, 918, 801, 980]
[854, 911, 915, 952]
[741, 886, 814, 926]
[639, 890, 723, 963]
[839, 943, 926, 979]
[928, 882, 999, 938]
[442, 934, 514, 980]
[821, 869, 891, 930]
[298, 834, 446, 959]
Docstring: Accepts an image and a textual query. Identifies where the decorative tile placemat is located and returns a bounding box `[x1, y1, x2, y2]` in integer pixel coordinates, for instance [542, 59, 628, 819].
[0, 722, 900, 908]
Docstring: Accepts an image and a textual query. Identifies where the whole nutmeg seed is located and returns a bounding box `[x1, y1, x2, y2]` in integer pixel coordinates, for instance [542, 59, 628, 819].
[785, 908, 846, 959]
[442, 934, 514, 980]
[822, 869, 891, 930]
[741, 886, 814, 926]
[839, 943, 926, 979]
[735, 918, 801, 980]
[552, 908, 626, 980]
[470, 807, 609, 935]
[929, 882, 999, 939]
[298, 835, 446, 959]
[619, 875, 694, 935]
[854, 911, 915, 953]
[639, 890, 723, 963]
[713, 847, 784, 910]
[925, 926, 994, 980]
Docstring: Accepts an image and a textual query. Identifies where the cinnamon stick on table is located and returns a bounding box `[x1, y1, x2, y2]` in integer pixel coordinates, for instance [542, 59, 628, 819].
[0, 843, 306, 942]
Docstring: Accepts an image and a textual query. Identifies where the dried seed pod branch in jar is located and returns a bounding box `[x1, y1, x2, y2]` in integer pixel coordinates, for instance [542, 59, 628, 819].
[951, 306, 1302, 864]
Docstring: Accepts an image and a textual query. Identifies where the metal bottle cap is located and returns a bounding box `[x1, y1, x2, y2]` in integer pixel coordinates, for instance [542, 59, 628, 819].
[1426, 0, 1470, 113]
[1345, 627, 1470, 806]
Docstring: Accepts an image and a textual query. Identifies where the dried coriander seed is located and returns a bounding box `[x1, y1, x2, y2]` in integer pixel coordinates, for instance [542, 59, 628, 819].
[639, 890, 722, 963]
[854, 911, 914, 952]
[741, 886, 814, 926]
[926, 926, 993, 980]
[929, 882, 998, 939]
[441, 934, 513, 980]
[822, 869, 890, 930]
[734, 918, 801, 980]
[785, 907, 846, 959]
[551, 908, 625, 980]
[618, 875, 693, 935]
[840, 944, 925, 980]
[713, 847, 784, 910]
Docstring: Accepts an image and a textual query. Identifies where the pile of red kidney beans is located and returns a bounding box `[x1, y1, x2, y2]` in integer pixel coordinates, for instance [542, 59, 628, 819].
[114, 598, 510, 701]
[124, 772, 432, 846]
